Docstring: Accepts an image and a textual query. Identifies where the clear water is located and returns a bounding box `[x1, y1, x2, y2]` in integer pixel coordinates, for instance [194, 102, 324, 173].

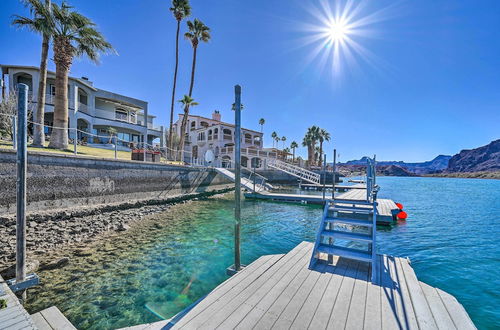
[25, 177, 500, 329]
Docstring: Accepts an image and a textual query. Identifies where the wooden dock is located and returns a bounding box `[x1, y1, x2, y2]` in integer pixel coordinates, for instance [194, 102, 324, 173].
[0, 274, 76, 329]
[300, 183, 366, 192]
[126, 242, 475, 330]
[245, 188, 399, 225]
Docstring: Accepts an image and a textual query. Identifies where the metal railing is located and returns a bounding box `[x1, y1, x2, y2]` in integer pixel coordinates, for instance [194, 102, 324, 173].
[266, 157, 321, 184]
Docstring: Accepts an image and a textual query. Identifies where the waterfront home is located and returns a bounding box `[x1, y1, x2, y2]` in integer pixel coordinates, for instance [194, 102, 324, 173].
[173, 111, 278, 167]
[1, 64, 164, 148]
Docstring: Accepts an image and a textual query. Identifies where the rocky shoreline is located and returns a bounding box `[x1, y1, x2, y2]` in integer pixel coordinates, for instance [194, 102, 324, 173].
[0, 188, 232, 278]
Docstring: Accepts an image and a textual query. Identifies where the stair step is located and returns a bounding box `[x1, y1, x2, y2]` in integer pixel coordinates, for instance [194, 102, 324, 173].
[334, 199, 375, 206]
[321, 230, 373, 242]
[317, 245, 372, 263]
[329, 206, 372, 214]
[325, 217, 373, 227]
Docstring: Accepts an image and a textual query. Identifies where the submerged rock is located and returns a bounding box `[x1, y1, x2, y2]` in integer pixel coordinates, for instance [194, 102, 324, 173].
[39, 257, 70, 271]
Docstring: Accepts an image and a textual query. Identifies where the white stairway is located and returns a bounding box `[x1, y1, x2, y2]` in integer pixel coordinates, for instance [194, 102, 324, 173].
[309, 156, 378, 283]
[266, 158, 321, 185]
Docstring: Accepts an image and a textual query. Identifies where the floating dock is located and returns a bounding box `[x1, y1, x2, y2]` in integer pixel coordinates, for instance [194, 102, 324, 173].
[300, 183, 366, 191]
[126, 241, 475, 329]
[245, 185, 400, 225]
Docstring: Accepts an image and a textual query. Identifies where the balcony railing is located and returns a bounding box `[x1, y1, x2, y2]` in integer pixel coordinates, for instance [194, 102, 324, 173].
[220, 147, 277, 159]
[223, 134, 232, 141]
[45, 93, 55, 104]
[78, 102, 90, 114]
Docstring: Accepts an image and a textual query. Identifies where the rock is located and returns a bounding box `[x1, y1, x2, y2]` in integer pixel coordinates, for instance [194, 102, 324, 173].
[74, 249, 93, 257]
[39, 257, 70, 271]
[116, 223, 130, 232]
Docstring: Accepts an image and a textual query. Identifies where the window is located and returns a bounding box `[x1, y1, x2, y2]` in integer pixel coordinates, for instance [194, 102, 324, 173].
[190, 121, 196, 130]
[78, 93, 87, 105]
[49, 84, 56, 95]
[115, 108, 128, 121]
[198, 132, 206, 141]
[130, 112, 137, 124]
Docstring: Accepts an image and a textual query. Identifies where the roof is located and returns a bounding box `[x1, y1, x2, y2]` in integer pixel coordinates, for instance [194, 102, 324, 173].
[1, 64, 97, 91]
[178, 113, 262, 135]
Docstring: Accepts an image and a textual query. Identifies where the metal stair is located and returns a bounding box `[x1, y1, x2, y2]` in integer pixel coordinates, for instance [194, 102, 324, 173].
[266, 158, 320, 184]
[309, 156, 379, 283]
[215, 167, 272, 193]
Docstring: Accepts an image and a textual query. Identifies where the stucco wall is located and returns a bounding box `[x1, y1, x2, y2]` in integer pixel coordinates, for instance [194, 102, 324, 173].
[0, 150, 233, 215]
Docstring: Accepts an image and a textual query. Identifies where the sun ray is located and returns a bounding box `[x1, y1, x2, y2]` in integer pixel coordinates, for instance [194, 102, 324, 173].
[292, 0, 400, 82]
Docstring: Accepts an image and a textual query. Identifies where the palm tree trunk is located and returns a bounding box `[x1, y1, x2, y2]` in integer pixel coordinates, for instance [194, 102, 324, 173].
[49, 38, 71, 149]
[177, 108, 189, 160]
[292, 149, 295, 162]
[177, 45, 198, 161]
[32, 33, 49, 147]
[188, 46, 197, 97]
[168, 19, 181, 156]
[319, 141, 323, 167]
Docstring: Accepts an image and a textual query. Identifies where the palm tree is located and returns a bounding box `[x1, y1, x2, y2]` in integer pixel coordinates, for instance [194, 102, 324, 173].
[281, 136, 286, 149]
[259, 118, 265, 133]
[318, 128, 331, 167]
[12, 0, 54, 147]
[290, 141, 298, 162]
[302, 126, 320, 166]
[177, 95, 198, 159]
[184, 18, 210, 97]
[107, 127, 117, 144]
[167, 0, 191, 155]
[275, 136, 280, 149]
[48, 2, 114, 149]
[271, 131, 277, 148]
[283, 147, 291, 161]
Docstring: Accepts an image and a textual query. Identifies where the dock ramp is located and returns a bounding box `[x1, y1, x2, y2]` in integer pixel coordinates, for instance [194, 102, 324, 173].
[215, 168, 272, 192]
[266, 158, 321, 184]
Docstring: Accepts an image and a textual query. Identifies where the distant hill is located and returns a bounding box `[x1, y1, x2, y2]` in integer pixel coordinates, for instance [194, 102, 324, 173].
[446, 139, 500, 173]
[343, 155, 451, 174]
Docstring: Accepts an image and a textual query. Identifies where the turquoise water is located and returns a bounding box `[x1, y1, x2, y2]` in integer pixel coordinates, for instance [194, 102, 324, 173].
[26, 177, 500, 329]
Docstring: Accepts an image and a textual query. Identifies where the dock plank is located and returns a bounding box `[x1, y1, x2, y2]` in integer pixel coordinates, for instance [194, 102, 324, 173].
[435, 287, 476, 330]
[198, 244, 311, 329]
[173, 253, 284, 328]
[379, 255, 400, 330]
[420, 281, 457, 329]
[326, 260, 360, 329]
[345, 261, 370, 330]
[399, 258, 438, 329]
[394, 257, 419, 330]
[233, 252, 316, 329]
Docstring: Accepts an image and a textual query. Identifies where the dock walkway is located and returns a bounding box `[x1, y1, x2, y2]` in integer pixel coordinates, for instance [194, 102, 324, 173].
[245, 187, 399, 225]
[132, 242, 475, 330]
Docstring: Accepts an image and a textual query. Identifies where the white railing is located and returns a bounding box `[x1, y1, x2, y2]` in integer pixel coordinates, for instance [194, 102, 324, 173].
[266, 158, 321, 184]
[220, 147, 277, 159]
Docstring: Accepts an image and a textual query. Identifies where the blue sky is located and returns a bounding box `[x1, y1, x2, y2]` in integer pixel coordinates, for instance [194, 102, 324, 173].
[1, 0, 499, 162]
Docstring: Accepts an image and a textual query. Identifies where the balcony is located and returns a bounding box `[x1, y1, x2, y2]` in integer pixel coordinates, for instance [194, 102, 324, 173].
[223, 134, 232, 141]
[78, 102, 90, 115]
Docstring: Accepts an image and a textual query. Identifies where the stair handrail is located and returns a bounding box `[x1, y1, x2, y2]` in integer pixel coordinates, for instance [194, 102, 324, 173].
[266, 158, 320, 183]
[309, 200, 330, 269]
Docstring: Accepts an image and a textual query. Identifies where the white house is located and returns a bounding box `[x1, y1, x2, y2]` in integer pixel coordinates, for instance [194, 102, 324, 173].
[1, 64, 164, 148]
[172, 111, 277, 167]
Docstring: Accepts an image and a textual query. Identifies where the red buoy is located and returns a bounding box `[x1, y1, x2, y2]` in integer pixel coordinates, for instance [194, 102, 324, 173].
[397, 211, 408, 220]
[396, 203, 404, 210]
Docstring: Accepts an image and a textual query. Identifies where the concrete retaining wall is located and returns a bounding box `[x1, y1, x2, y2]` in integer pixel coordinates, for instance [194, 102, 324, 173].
[0, 150, 233, 215]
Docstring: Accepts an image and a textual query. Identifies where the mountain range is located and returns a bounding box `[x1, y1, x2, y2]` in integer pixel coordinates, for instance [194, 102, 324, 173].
[341, 139, 499, 176]
[343, 155, 451, 174]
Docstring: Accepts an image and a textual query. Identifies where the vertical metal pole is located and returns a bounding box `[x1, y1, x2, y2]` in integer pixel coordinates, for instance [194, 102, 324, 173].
[234, 85, 242, 272]
[322, 154, 326, 200]
[16, 83, 28, 300]
[143, 134, 146, 162]
[12, 116, 17, 150]
[332, 149, 336, 199]
[114, 136, 118, 159]
[73, 128, 77, 155]
[253, 161, 256, 194]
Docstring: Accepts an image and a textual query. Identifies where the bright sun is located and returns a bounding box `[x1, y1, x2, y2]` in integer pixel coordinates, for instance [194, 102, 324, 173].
[327, 20, 349, 43]
[296, 0, 396, 79]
